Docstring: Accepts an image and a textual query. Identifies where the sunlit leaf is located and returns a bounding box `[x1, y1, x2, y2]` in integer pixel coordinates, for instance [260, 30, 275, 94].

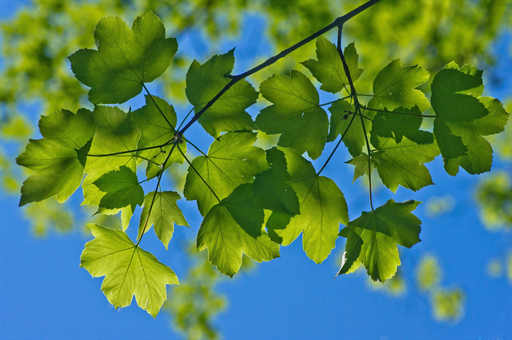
[274, 148, 349, 263]
[82, 106, 141, 229]
[81, 224, 179, 317]
[302, 37, 363, 94]
[186, 49, 258, 137]
[184, 132, 267, 216]
[257, 70, 328, 159]
[196, 184, 280, 277]
[370, 134, 439, 192]
[17, 108, 95, 206]
[69, 11, 177, 104]
[138, 191, 189, 249]
[368, 59, 430, 112]
[432, 62, 510, 175]
[93, 166, 144, 211]
[338, 199, 422, 282]
[328, 100, 371, 157]
[130, 95, 185, 178]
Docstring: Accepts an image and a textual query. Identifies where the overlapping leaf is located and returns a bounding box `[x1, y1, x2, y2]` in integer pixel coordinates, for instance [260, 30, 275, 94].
[184, 132, 268, 216]
[302, 37, 363, 93]
[196, 184, 280, 277]
[130, 95, 185, 178]
[186, 50, 258, 137]
[431, 62, 509, 175]
[338, 200, 422, 282]
[268, 148, 349, 263]
[138, 191, 189, 249]
[328, 100, 371, 157]
[93, 166, 144, 211]
[83, 106, 141, 229]
[17, 108, 95, 206]
[368, 59, 430, 112]
[371, 105, 433, 145]
[369, 134, 439, 192]
[256, 70, 329, 159]
[81, 224, 179, 317]
[69, 11, 177, 104]
[252, 148, 300, 242]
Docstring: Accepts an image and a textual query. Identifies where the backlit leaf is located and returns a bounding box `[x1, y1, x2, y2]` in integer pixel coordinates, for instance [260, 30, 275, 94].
[17, 108, 95, 206]
[196, 184, 280, 277]
[431, 62, 510, 175]
[83, 106, 141, 229]
[302, 37, 363, 94]
[184, 132, 267, 216]
[275, 148, 349, 263]
[338, 199, 422, 282]
[69, 11, 177, 104]
[93, 166, 144, 212]
[368, 59, 430, 112]
[370, 134, 439, 192]
[138, 191, 189, 249]
[186, 50, 258, 137]
[257, 70, 328, 159]
[328, 100, 371, 157]
[81, 224, 179, 317]
[130, 95, 185, 178]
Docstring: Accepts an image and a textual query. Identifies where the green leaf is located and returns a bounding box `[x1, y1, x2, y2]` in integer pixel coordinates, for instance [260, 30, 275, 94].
[368, 59, 430, 112]
[81, 224, 179, 317]
[130, 95, 185, 178]
[371, 105, 433, 144]
[257, 70, 329, 159]
[275, 148, 349, 263]
[370, 134, 439, 192]
[431, 62, 510, 175]
[338, 199, 422, 282]
[196, 184, 280, 277]
[186, 50, 258, 137]
[301, 37, 363, 93]
[83, 106, 141, 229]
[327, 100, 371, 157]
[69, 11, 177, 104]
[346, 153, 373, 183]
[138, 191, 189, 249]
[184, 132, 268, 216]
[93, 166, 144, 212]
[251, 148, 301, 242]
[17, 108, 95, 206]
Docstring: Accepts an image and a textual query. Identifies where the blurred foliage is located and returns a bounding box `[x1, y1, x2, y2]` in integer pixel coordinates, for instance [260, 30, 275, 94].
[475, 171, 512, 230]
[1, 0, 511, 337]
[416, 255, 441, 291]
[425, 195, 456, 219]
[416, 254, 464, 322]
[23, 198, 74, 237]
[432, 288, 464, 322]
[486, 251, 512, 284]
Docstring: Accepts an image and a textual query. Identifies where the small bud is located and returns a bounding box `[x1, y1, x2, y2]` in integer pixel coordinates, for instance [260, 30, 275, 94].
[343, 114, 349, 120]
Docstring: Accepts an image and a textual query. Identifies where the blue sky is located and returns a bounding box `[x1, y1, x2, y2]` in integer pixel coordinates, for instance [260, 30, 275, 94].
[1, 1, 511, 339]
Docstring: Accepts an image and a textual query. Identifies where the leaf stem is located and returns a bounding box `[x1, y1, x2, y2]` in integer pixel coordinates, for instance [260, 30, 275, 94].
[86, 140, 174, 158]
[363, 106, 436, 118]
[136, 142, 178, 246]
[176, 144, 221, 204]
[319, 96, 351, 108]
[336, 24, 374, 211]
[143, 84, 176, 131]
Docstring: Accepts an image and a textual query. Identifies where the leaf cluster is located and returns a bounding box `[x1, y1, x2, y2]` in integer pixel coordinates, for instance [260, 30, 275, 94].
[15, 4, 509, 317]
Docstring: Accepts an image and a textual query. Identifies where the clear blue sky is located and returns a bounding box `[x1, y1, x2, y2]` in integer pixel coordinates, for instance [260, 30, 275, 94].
[1, 1, 511, 339]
